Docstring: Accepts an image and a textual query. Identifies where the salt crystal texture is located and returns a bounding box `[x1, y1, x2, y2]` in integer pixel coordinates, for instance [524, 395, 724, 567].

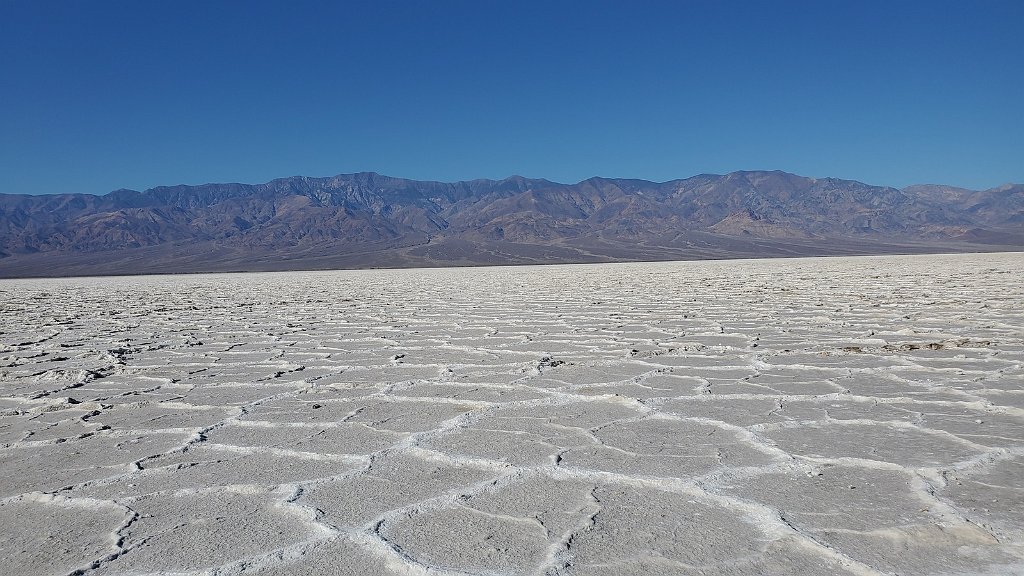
[1, 253, 1022, 575]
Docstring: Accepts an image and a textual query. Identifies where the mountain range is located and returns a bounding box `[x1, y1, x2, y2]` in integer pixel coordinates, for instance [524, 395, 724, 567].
[1, 170, 1021, 278]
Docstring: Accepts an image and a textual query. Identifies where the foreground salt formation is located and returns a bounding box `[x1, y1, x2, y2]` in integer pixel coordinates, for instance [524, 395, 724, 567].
[1, 253, 1022, 575]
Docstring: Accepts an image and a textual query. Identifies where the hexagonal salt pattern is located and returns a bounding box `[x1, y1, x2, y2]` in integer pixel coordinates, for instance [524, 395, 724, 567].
[1, 252, 1022, 575]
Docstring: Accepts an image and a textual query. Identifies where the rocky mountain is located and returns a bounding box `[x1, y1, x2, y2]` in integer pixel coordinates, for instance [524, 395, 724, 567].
[0, 170, 1021, 277]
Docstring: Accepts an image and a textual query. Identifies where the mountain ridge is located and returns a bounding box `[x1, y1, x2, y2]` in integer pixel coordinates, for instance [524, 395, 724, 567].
[1, 170, 1021, 278]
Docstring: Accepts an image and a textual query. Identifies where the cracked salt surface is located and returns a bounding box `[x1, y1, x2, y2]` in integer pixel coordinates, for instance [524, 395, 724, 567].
[1, 253, 1023, 575]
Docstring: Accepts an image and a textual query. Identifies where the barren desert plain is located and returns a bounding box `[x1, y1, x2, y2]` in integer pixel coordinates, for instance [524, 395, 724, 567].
[1, 252, 1023, 576]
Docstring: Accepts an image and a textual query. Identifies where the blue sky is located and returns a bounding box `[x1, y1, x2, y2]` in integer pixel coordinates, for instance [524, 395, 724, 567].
[1, 0, 1021, 195]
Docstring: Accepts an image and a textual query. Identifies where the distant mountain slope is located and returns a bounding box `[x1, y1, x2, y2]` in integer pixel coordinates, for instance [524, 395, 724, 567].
[0, 171, 1021, 277]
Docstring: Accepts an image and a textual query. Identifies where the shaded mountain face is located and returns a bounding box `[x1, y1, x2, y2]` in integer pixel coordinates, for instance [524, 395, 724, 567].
[0, 170, 1021, 277]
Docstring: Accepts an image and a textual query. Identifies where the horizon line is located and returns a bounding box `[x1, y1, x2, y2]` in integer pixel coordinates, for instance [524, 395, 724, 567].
[5, 168, 1019, 198]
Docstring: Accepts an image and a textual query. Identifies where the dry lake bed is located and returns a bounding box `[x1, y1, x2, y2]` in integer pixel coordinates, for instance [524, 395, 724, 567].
[1, 252, 1023, 576]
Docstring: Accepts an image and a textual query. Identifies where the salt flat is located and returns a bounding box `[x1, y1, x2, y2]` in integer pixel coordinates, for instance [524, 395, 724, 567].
[1, 253, 1023, 576]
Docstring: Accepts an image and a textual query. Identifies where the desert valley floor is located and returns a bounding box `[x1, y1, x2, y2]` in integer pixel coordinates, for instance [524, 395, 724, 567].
[1, 253, 1023, 576]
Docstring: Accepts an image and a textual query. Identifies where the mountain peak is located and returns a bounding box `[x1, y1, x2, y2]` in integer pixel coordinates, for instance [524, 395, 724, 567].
[1, 170, 1021, 278]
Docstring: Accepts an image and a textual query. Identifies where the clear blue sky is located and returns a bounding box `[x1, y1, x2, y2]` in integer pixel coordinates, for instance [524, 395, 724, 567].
[1, 0, 1021, 195]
